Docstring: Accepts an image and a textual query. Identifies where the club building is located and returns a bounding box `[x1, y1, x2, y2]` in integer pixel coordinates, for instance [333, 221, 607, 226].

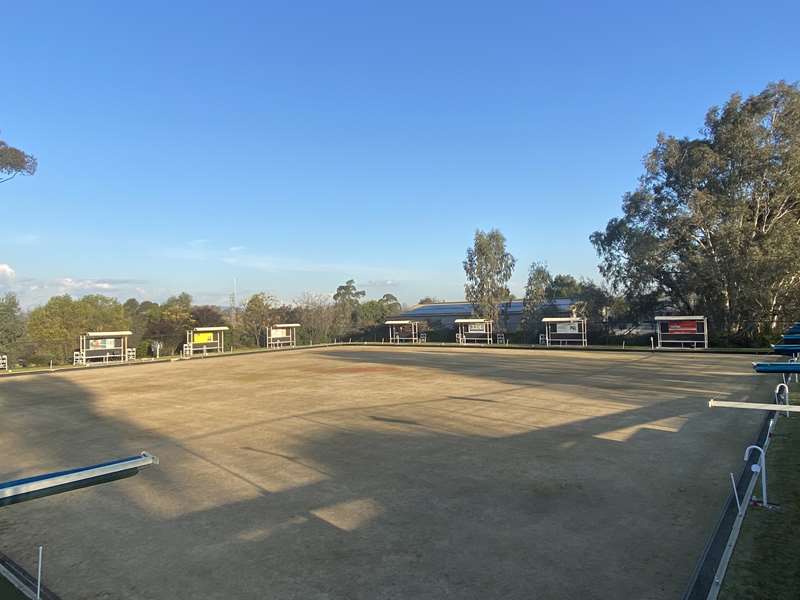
[392, 299, 575, 332]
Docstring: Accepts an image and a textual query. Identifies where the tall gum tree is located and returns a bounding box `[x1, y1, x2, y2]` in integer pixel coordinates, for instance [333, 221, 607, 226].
[591, 82, 800, 344]
[463, 229, 516, 325]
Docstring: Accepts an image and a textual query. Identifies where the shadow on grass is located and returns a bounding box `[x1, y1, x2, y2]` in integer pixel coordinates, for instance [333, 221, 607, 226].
[0, 348, 770, 600]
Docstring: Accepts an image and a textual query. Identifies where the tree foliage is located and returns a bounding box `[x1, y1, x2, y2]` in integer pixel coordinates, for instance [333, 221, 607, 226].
[240, 293, 277, 347]
[0, 135, 37, 184]
[521, 262, 552, 331]
[123, 298, 160, 353]
[333, 279, 366, 331]
[591, 82, 800, 343]
[358, 293, 401, 325]
[463, 229, 516, 322]
[295, 292, 337, 344]
[145, 293, 195, 352]
[333, 279, 366, 307]
[191, 305, 225, 327]
[0, 293, 25, 363]
[520, 262, 614, 336]
[3, 284, 408, 365]
[27, 294, 130, 362]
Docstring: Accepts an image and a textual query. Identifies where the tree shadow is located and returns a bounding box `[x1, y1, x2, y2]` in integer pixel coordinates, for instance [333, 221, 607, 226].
[0, 348, 767, 599]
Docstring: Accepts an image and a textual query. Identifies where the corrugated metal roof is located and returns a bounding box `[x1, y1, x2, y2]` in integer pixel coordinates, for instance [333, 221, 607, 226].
[397, 299, 573, 319]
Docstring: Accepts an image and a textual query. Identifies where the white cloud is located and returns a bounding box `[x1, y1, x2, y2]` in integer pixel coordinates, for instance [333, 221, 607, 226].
[0, 264, 15, 282]
[56, 277, 111, 291]
[54, 277, 146, 292]
[5, 273, 152, 308]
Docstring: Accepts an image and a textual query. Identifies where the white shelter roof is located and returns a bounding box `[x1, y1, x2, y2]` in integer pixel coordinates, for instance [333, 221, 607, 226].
[85, 331, 132, 337]
[541, 317, 585, 323]
[193, 326, 229, 332]
[654, 315, 705, 321]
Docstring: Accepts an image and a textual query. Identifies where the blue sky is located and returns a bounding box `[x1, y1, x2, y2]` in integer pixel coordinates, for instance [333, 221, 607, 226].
[2, 1, 799, 308]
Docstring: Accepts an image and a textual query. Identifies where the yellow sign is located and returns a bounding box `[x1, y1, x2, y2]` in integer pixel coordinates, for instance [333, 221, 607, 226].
[193, 332, 215, 344]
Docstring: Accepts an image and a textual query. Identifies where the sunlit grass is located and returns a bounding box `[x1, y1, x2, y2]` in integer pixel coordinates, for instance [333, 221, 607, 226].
[721, 386, 800, 599]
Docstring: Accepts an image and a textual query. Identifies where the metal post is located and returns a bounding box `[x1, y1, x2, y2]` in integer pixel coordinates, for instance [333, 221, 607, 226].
[36, 545, 42, 599]
[730, 472, 741, 514]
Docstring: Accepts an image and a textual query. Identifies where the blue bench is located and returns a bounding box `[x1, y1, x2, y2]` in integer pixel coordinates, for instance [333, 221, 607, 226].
[753, 361, 800, 384]
[771, 344, 800, 356]
[753, 362, 800, 373]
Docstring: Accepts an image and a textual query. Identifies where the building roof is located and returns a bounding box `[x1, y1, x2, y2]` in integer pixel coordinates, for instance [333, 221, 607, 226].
[396, 299, 573, 319]
[193, 326, 229, 332]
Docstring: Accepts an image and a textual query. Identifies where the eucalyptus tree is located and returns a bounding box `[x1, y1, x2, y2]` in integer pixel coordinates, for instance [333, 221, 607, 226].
[521, 261, 552, 333]
[463, 228, 516, 323]
[591, 82, 800, 342]
[333, 279, 366, 332]
[0, 293, 25, 363]
[0, 135, 37, 184]
[240, 292, 277, 347]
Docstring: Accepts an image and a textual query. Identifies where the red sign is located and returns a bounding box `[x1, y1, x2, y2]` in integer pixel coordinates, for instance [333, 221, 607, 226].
[668, 320, 698, 334]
